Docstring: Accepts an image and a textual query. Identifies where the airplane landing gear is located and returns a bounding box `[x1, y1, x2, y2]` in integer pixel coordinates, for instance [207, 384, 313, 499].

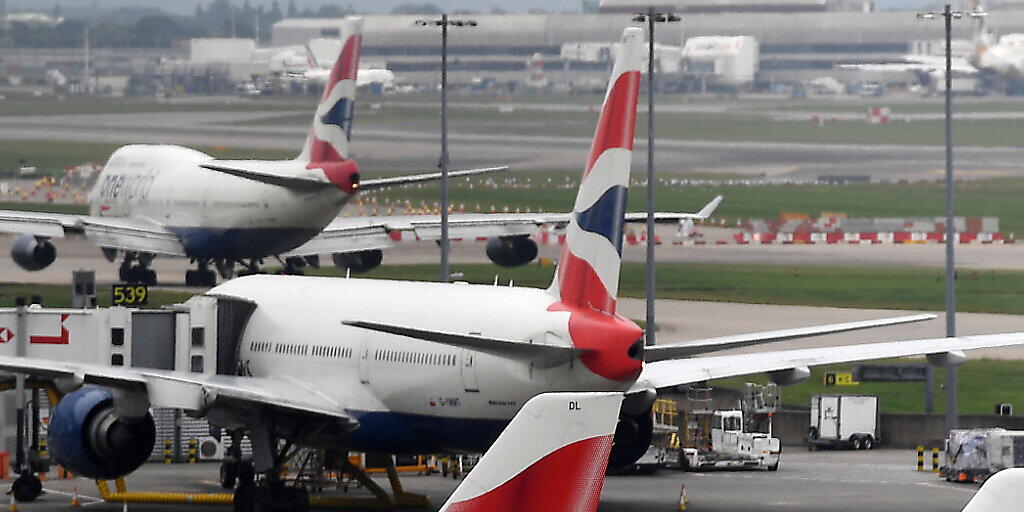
[10, 471, 42, 502]
[185, 259, 217, 287]
[237, 259, 263, 277]
[281, 257, 306, 276]
[119, 252, 157, 285]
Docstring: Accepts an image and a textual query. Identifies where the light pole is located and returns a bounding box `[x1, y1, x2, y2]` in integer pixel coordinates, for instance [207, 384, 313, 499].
[416, 15, 477, 283]
[917, 3, 986, 431]
[632, 8, 679, 346]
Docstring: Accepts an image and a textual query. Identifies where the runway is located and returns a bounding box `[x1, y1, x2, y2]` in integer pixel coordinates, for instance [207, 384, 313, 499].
[5, 108, 1024, 179]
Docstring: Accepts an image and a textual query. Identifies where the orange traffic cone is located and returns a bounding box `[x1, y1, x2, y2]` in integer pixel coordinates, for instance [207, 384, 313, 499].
[8, 494, 15, 512]
[70, 485, 80, 507]
[678, 482, 688, 510]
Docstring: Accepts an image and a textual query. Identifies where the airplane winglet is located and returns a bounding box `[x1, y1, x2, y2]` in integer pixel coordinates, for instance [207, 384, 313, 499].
[439, 392, 622, 512]
[695, 195, 723, 219]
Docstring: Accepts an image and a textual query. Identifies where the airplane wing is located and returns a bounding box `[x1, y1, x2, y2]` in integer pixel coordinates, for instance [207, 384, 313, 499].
[645, 313, 936, 361]
[0, 209, 85, 237]
[0, 210, 187, 257]
[343, 320, 589, 367]
[358, 166, 510, 191]
[0, 354, 355, 424]
[632, 332, 1024, 392]
[280, 195, 722, 258]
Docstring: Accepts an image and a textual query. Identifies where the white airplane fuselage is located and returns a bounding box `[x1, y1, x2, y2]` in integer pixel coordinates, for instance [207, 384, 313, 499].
[87, 144, 349, 258]
[212, 275, 633, 454]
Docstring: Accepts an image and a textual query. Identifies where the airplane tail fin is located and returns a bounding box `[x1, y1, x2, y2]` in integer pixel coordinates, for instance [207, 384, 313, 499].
[438, 392, 623, 512]
[961, 468, 1024, 512]
[547, 27, 644, 315]
[971, 2, 994, 49]
[299, 17, 363, 164]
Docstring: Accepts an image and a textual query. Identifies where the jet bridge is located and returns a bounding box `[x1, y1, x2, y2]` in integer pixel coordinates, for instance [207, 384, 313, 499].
[0, 295, 255, 463]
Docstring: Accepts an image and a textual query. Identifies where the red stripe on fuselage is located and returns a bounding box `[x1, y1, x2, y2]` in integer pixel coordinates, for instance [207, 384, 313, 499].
[444, 435, 613, 512]
[583, 70, 640, 178]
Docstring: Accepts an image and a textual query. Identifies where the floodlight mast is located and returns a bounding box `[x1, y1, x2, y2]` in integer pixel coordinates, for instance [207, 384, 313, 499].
[917, 2, 986, 431]
[631, 8, 679, 347]
[415, 15, 477, 283]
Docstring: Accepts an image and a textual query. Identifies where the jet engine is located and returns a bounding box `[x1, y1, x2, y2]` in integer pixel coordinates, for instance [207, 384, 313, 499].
[607, 407, 654, 474]
[332, 249, 383, 274]
[485, 235, 538, 267]
[48, 386, 155, 480]
[11, 234, 56, 271]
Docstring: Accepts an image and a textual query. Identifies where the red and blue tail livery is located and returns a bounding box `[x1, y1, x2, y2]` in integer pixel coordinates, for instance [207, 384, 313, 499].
[549, 27, 643, 316]
[438, 392, 623, 512]
[303, 17, 362, 164]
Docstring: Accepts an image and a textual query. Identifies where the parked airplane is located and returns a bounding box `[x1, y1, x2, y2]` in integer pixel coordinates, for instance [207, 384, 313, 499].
[0, 17, 718, 287]
[437, 392, 621, 512]
[3, 26, 1023, 512]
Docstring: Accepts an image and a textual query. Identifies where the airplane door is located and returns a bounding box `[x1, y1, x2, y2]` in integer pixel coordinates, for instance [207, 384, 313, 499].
[460, 348, 480, 392]
[358, 336, 373, 384]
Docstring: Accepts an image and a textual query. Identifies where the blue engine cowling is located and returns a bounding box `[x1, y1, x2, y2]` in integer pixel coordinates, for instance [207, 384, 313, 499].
[49, 386, 155, 480]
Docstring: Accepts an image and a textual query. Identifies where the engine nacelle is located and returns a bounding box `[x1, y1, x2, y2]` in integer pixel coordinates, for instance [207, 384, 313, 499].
[607, 407, 654, 474]
[48, 386, 155, 480]
[11, 234, 56, 271]
[332, 249, 383, 274]
[768, 366, 811, 386]
[485, 235, 538, 267]
[927, 350, 967, 367]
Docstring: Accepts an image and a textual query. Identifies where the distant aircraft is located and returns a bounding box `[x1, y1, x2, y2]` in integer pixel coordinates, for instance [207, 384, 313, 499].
[275, 38, 397, 89]
[4, 26, 1021, 512]
[840, 4, 1024, 93]
[0, 17, 718, 286]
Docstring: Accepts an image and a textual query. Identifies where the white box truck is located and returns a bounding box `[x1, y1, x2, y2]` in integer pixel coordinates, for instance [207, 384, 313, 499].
[807, 394, 879, 450]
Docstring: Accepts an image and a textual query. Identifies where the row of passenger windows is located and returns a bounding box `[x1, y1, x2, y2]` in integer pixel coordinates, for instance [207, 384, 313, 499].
[276, 343, 308, 356]
[375, 349, 456, 366]
[312, 345, 352, 358]
[249, 341, 352, 359]
[250, 341, 272, 353]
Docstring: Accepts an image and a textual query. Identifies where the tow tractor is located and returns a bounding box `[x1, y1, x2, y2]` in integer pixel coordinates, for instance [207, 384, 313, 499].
[680, 383, 782, 471]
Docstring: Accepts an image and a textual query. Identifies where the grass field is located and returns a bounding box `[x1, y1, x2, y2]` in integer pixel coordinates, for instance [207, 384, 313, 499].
[6, 143, 1024, 232]
[0, 140, 294, 176]
[0, 283, 194, 308]
[0, 90, 314, 117]
[364, 176, 1024, 233]
[236, 99, 1024, 147]
[295, 262, 1024, 314]
[714, 358, 1024, 414]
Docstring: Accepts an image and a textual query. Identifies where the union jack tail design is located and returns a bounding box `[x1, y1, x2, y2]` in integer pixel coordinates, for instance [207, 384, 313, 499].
[300, 17, 362, 163]
[548, 28, 644, 315]
[438, 392, 623, 512]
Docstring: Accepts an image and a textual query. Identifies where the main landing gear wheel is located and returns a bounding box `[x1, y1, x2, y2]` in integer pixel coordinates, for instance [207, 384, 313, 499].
[221, 460, 238, 489]
[10, 472, 42, 502]
[119, 265, 157, 285]
[185, 269, 217, 287]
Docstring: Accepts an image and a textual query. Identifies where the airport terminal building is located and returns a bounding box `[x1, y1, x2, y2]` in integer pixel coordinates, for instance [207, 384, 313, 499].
[270, 1, 1024, 87]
